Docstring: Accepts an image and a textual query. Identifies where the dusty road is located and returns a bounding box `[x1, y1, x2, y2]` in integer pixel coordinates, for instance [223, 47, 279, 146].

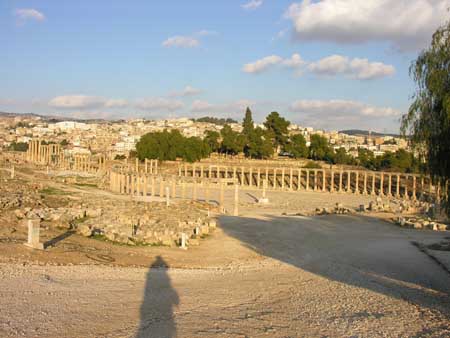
[1, 214, 449, 337]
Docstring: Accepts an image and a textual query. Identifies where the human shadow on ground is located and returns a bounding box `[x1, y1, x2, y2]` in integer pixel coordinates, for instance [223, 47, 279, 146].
[135, 256, 179, 338]
[219, 214, 450, 317]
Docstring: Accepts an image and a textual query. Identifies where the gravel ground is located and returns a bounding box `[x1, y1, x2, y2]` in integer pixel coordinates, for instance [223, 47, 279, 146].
[1, 214, 449, 338]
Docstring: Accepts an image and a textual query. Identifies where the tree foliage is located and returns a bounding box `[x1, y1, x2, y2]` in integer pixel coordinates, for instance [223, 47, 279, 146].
[309, 135, 334, 163]
[220, 124, 246, 155]
[264, 111, 290, 149]
[401, 20, 450, 213]
[136, 130, 210, 163]
[284, 134, 308, 159]
[8, 141, 28, 152]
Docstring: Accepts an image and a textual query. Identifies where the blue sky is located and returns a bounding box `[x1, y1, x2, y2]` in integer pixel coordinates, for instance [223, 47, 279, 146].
[1, 0, 448, 132]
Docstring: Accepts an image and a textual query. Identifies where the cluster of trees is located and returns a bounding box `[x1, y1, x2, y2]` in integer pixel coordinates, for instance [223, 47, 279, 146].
[8, 141, 28, 152]
[136, 108, 420, 172]
[191, 116, 237, 125]
[135, 130, 210, 163]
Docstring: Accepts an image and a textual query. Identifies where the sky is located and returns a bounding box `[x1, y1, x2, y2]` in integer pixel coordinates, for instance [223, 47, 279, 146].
[1, 0, 449, 133]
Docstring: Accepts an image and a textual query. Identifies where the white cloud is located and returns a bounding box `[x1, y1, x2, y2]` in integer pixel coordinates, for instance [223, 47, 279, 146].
[242, 55, 283, 73]
[289, 99, 401, 130]
[170, 86, 202, 97]
[162, 36, 200, 48]
[195, 30, 218, 37]
[136, 97, 184, 112]
[308, 55, 395, 79]
[48, 95, 106, 109]
[162, 30, 217, 48]
[104, 99, 129, 108]
[15, 8, 45, 23]
[191, 100, 214, 113]
[241, 0, 264, 10]
[349, 58, 396, 80]
[244, 53, 394, 80]
[282, 53, 306, 70]
[191, 99, 256, 115]
[48, 95, 129, 110]
[285, 0, 448, 51]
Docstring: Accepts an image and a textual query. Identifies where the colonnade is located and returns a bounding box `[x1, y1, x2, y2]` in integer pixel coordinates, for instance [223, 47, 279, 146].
[178, 163, 445, 201]
[27, 140, 62, 164]
[109, 170, 239, 214]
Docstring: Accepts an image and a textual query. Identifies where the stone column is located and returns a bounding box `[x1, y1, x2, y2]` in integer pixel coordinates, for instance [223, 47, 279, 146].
[273, 168, 277, 189]
[10, 165, 15, 179]
[355, 171, 359, 194]
[387, 174, 392, 197]
[322, 170, 326, 192]
[233, 184, 239, 216]
[249, 168, 253, 188]
[380, 173, 384, 196]
[232, 166, 236, 181]
[257, 168, 261, 188]
[135, 158, 139, 173]
[131, 175, 135, 196]
[412, 176, 417, 200]
[165, 187, 170, 206]
[347, 171, 351, 193]
[297, 169, 302, 191]
[404, 175, 409, 199]
[419, 177, 424, 200]
[313, 170, 318, 191]
[200, 165, 204, 178]
[396, 174, 401, 198]
[289, 168, 294, 191]
[151, 176, 155, 197]
[241, 166, 245, 186]
[306, 170, 310, 191]
[24, 219, 43, 250]
[330, 171, 335, 193]
[209, 165, 212, 179]
[363, 172, 367, 195]
[281, 168, 285, 190]
[371, 173, 376, 195]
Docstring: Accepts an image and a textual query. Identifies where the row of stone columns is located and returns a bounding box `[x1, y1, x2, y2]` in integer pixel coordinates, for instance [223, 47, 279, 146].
[27, 140, 63, 165]
[110, 171, 240, 215]
[179, 164, 437, 200]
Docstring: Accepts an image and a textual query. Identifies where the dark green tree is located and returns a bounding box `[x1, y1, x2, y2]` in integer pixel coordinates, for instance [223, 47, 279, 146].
[333, 147, 354, 165]
[8, 142, 28, 152]
[284, 134, 308, 158]
[309, 134, 334, 163]
[263, 112, 290, 149]
[401, 20, 450, 213]
[204, 130, 220, 153]
[245, 127, 273, 159]
[242, 107, 255, 138]
[220, 124, 245, 155]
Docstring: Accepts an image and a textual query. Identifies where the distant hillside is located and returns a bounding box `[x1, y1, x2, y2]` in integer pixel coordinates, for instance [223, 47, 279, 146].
[0, 111, 108, 124]
[339, 129, 400, 137]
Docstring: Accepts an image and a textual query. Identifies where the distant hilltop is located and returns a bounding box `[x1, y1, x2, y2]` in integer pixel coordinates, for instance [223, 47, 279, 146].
[0, 111, 108, 124]
[339, 129, 400, 138]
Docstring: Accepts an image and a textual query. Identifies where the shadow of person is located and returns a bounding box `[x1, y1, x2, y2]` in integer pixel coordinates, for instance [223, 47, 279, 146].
[136, 256, 179, 338]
